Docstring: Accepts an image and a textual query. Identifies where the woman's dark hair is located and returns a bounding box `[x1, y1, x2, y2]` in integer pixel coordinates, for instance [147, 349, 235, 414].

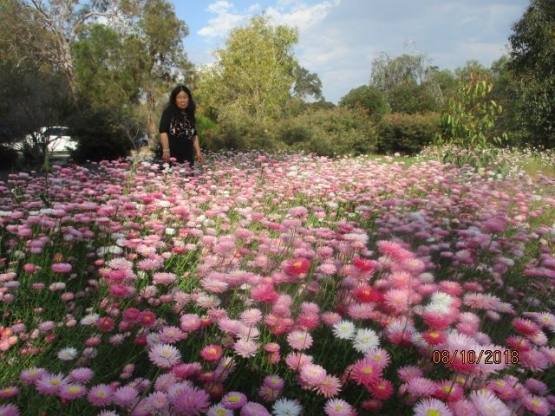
[165, 85, 196, 125]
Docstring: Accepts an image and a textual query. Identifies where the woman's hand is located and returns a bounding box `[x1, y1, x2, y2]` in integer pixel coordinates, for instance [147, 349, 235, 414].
[162, 150, 171, 162]
[196, 151, 205, 165]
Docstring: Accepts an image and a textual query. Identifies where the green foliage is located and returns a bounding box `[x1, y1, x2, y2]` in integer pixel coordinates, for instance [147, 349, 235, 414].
[0, 144, 19, 170]
[277, 107, 378, 157]
[508, 0, 555, 148]
[369, 50, 447, 114]
[339, 85, 389, 121]
[68, 105, 135, 162]
[436, 72, 505, 149]
[377, 112, 440, 155]
[197, 15, 300, 123]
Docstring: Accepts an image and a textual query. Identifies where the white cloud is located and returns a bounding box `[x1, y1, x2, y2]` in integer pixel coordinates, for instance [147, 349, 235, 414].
[197, 1, 250, 38]
[191, 0, 528, 103]
[197, 0, 340, 39]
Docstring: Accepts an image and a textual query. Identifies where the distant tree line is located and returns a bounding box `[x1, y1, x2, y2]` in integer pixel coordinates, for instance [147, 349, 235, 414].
[0, 0, 553, 168]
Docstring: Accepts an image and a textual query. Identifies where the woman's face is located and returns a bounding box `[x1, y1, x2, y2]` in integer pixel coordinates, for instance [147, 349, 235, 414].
[175, 90, 189, 111]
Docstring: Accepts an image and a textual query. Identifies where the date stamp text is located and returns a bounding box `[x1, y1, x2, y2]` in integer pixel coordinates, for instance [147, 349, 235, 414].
[432, 349, 520, 365]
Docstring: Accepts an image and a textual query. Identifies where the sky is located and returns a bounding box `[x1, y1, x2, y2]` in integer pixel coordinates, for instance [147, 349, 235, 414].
[171, 0, 530, 104]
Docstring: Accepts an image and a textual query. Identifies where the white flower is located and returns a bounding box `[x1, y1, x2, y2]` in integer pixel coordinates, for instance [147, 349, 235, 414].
[57, 347, 78, 361]
[272, 398, 302, 416]
[80, 313, 100, 326]
[353, 328, 380, 353]
[332, 320, 356, 340]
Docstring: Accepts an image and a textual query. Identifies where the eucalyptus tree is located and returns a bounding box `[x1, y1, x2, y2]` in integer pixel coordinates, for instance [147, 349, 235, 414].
[508, 0, 555, 148]
[197, 15, 303, 123]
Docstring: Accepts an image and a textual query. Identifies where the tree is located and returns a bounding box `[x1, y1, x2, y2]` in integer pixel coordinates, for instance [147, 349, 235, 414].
[339, 85, 389, 121]
[197, 15, 301, 123]
[72, 0, 194, 141]
[508, 0, 555, 148]
[369, 50, 445, 114]
[0, 0, 56, 69]
[20, 0, 117, 95]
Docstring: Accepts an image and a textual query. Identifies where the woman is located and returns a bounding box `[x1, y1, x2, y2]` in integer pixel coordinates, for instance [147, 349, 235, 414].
[159, 85, 204, 168]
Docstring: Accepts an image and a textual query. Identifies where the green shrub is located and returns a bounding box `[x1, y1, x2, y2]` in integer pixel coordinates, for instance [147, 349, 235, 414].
[68, 107, 134, 162]
[377, 112, 440, 155]
[0, 144, 20, 170]
[277, 107, 378, 157]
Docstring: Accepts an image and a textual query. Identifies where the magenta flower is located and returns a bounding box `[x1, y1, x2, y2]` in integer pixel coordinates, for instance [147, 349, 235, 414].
[87, 384, 113, 407]
[170, 385, 210, 416]
[51, 263, 72, 273]
[221, 391, 247, 410]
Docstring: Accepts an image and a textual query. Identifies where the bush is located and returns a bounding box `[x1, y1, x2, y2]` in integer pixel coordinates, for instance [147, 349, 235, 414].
[277, 107, 378, 157]
[377, 112, 440, 155]
[0, 144, 20, 170]
[68, 107, 134, 163]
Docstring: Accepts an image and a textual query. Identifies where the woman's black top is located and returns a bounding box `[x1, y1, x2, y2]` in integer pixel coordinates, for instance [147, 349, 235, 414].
[158, 109, 197, 165]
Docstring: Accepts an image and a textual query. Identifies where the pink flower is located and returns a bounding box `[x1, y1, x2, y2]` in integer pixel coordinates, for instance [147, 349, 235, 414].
[469, 390, 510, 416]
[59, 384, 87, 400]
[0, 404, 19, 416]
[68, 367, 94, 384]
[51, 263, 72, 273]
[521, 394, 551, 416]
[87, 384, 113, 407]
[240, 402, 271, 416]
[35, 373, 68, 396]
[0, 386, 18, 399]
[138, 310, 157, 328]
[221, 391, 247, 410]
[112, 385, 139, 408]
[200, 344, 223, 362]
[20, 367, 47, 385]
[324, 398, 354, 416]
[170, 385, 210, 416]
[152, 272, 177, 285]
[283, 257, 310, 275]
[317, 375, 342, 398]
[96, 316, 115, 332]
[299, 364, 327, 388]
[287, 331, 313, 351]
[233, 338, 258, 358]
[180, 314, 202, 332]
[148, 343, 182, 369]
[414, 398, 453, 416]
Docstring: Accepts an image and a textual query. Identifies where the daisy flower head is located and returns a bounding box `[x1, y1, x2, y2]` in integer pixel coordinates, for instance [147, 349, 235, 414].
[207, 404, 233, 416]
[0, 386, 19, 399]
[233, 338, 258, 358]
[414, 398, 454, 416]
[332, 320, 356, 340]
[521, 394, 551, 416]
[272, 398, 302, 416]
[299, 364, 327, 389]
[324, 398, 353, 416]
[148, 343, 182, 369]
[469, 390, 511, 416]
[287, 330, 313, 351]
[170, 385, 210, 416]
[35, 372, 68, 396]
[57, 347, 78, 361]
[221, 391, 247, 410]
[59, 383, 87, 400]
[0, 404, 20, 416]
[200, 344, 223, 362]
[317, 375, 342, 398]
[353, 328, 380, 353]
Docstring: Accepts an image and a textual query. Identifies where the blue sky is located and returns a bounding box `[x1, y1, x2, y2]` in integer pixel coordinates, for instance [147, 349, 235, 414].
[172, 0, 529, 103]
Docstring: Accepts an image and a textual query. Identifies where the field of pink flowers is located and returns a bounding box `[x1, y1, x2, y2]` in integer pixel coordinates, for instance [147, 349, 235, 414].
[0, 152, 554, 416]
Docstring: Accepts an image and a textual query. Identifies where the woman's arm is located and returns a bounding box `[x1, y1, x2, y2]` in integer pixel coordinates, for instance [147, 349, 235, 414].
[160, 132, 171, 162]
[193, 135, 204, 164]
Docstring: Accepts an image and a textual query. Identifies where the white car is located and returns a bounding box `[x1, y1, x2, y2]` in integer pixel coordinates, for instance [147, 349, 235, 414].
[17, 126, 76, 154]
